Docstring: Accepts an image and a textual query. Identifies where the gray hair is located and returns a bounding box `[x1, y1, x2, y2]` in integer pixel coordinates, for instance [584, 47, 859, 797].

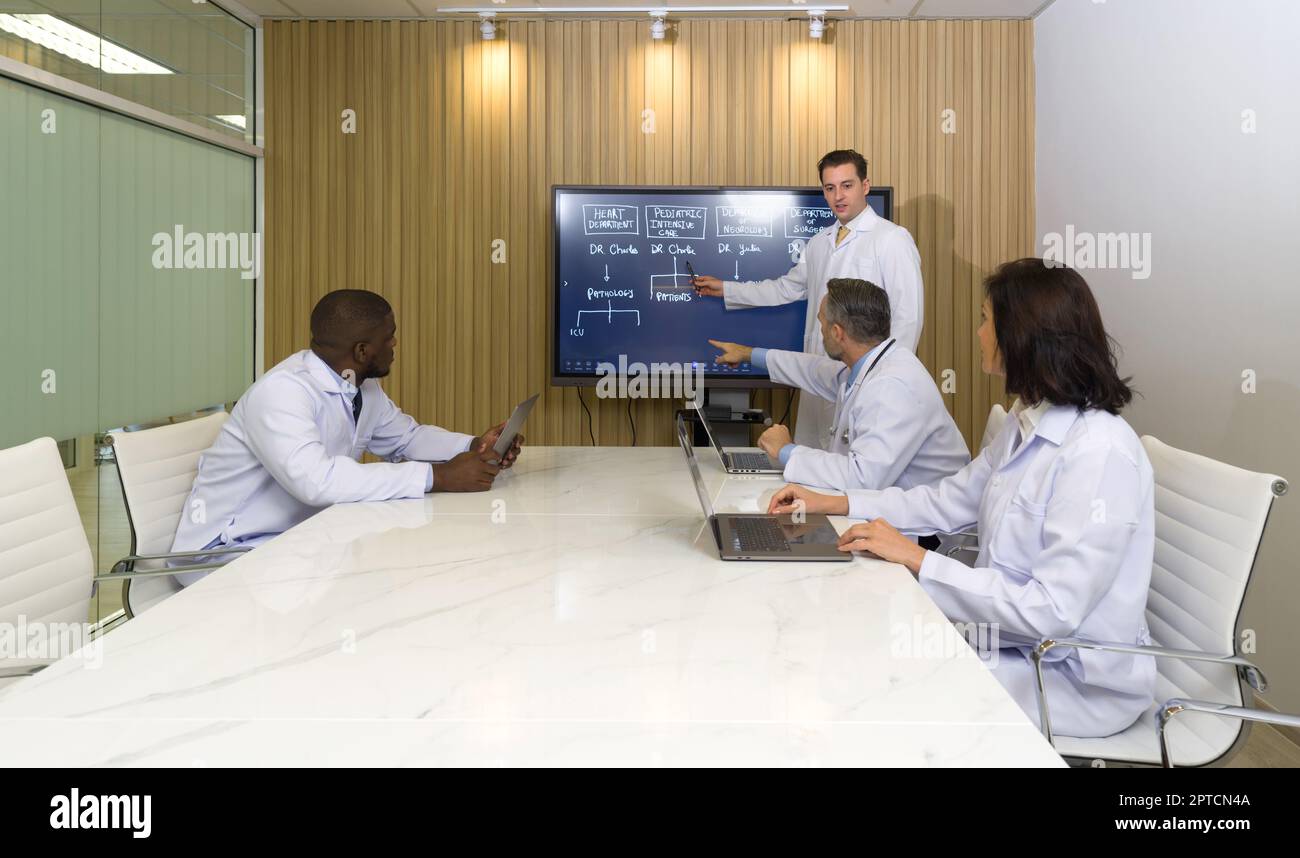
[824, 278, 891, 345]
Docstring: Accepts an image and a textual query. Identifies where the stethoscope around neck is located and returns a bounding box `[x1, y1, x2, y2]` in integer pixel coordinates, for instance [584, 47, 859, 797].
[827, 338, 896, 445]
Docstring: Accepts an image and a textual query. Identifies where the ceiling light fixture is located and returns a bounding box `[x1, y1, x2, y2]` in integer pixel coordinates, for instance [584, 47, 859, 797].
[649, 10, 667, 40]
[0, 13, 172, 74]
[807, 9, 826, 39]
[478, 11, 497, 40]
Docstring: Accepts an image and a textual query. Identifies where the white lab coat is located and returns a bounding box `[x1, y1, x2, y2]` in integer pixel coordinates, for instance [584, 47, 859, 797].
[764, 341, 969, 493]
[170, 350, 474, 576]
[845, 404, 1157, 738]
[723, 205, 924, 448]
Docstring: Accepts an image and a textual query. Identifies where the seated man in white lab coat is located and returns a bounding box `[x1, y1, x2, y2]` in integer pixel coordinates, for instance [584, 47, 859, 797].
[708, 277, 969, 502]
[169, 289, 519, 583]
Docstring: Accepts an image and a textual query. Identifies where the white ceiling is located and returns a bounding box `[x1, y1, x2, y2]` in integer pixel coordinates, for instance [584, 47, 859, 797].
[240, 0, 1054, 20]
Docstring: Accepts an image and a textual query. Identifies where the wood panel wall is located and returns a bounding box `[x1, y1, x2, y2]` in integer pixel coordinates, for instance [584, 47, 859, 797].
[264, 18, 1033, 449]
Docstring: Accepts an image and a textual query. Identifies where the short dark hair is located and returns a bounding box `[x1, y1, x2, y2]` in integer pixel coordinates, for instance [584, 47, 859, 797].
[824, 278, 891, 345]
[310, 289, 393, 352]
[818, 149, 868, 183]
[985, 258, 1134, 414]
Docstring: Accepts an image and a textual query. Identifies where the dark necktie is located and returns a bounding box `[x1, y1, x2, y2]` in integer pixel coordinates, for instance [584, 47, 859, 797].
[351, 386, 363, 423]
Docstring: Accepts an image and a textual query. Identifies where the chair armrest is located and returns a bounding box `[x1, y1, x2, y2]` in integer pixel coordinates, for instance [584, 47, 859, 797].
[1037, 637, 1266, 690]
[100, 546, 251, 581]
[1157, 698, 1300, 768]
[95, 562, 232, 582]
[1029, 637, 1268, 746]
[937, 529, 980, 558]
[0, 662, 53, 680]
[123, 546, 251, 563]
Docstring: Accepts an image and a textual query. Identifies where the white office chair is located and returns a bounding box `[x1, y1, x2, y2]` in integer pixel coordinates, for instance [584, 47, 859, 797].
[104, 411, 249, 618]
[938, 403, 1009, 564]
[1033, 435, 1294, 767]
[0, 438, 94, 691]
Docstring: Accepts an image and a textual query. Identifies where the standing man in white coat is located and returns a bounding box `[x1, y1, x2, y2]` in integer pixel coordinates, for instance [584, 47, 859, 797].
[169, 289, 520, 583]
[691, 149, 923, 448]
[767, 260, 1156, 738]
[707, 278, 967, 505]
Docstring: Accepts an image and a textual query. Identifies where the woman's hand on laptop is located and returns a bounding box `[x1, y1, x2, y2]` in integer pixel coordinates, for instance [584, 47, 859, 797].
[767, 484, 848, 517]
[837, 519, 926, 572]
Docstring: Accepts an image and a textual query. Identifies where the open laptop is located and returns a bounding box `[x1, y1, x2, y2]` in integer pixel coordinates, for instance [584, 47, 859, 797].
[691, 402, 783, 474]
[676, 414, 850, 562]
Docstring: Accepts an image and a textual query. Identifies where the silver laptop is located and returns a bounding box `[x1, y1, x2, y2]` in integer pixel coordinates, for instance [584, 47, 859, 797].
[691, 403, 783, 474]
[676, 414, 850, 562]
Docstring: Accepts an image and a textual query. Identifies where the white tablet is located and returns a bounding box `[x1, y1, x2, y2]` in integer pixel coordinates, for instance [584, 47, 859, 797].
[493, 394, 539, 458]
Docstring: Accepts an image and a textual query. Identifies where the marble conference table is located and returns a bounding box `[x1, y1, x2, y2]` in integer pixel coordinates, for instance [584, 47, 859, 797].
[0, 446, 1065, 767]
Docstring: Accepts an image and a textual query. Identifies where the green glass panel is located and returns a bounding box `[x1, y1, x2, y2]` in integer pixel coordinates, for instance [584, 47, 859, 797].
[0, 75, 99, 448]
[97, 108, 253, 429]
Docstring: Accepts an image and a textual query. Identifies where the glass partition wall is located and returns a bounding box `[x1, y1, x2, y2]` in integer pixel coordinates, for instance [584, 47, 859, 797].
[0, 0, 257, 626]
[0, 0, 254, 142]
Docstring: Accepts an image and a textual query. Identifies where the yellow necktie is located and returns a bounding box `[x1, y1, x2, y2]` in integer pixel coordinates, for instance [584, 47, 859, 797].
[836, 225, 850, 246]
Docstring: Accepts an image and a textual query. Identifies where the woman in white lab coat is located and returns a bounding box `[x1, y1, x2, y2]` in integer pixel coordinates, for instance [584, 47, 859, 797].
[768, 258, 1156, 738]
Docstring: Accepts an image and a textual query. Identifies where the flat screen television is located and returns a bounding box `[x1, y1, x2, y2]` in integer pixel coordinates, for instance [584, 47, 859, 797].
[551, 184, 894, 388]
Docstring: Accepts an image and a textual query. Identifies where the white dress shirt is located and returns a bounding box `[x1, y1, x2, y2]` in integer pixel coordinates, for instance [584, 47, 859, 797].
[843, 400, 1157, 737]
[1009, 397, 1051, 452]
[170, 350, 474, 577]
[755, 340, 969, 493]
[721, 205, 924, 448]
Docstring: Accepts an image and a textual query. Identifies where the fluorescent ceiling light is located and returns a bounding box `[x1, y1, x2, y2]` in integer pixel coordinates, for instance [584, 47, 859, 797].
[0, 13, 172, 75]
[217, 114, 247, 129]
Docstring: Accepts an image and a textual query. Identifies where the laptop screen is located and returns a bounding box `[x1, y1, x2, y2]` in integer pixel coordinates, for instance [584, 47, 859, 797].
[675, 413, 715, 519]
[688, 400, 729, 460]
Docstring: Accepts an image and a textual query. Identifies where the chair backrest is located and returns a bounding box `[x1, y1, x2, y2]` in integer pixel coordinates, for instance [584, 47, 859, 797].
[0, 437, 93, 669]
[979, 403, 1008, 452]
[1142, 434, 1286, 762]
[108, 412, 229, 556]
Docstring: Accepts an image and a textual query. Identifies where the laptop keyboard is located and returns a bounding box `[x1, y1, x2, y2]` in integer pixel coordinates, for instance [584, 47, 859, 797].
[729, 452, 775, 471]
[732, 517, 791, 553]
